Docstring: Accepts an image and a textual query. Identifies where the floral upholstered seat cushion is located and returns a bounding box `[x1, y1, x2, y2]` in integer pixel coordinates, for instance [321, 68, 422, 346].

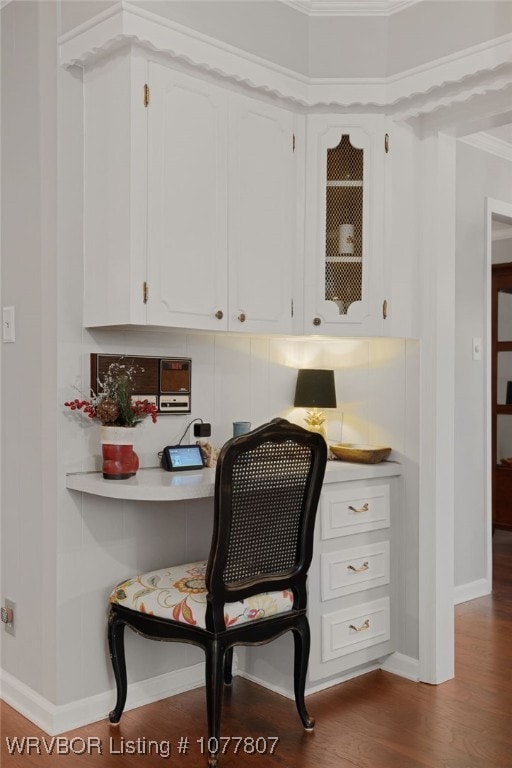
[110, 560, 294, 629]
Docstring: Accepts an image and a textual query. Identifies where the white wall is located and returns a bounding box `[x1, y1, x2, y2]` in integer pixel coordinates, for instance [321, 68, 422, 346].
[493, 238, 512, 265]
[454, 141, 512, 589]
[0, 0, 58, 703]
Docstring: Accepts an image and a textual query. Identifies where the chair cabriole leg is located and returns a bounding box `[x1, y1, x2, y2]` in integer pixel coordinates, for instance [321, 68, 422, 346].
[107, 610, 127, 724]
[292, 617, 315, 731]
[205, 639, 225, 767]
[224, 647, 234, 686]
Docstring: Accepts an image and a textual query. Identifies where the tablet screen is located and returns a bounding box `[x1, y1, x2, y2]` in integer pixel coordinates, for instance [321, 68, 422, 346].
[165, 445, 205, 471]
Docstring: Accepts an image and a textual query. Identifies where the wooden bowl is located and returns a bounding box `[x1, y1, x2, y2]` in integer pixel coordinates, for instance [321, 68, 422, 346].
[329, 443, 391, 464]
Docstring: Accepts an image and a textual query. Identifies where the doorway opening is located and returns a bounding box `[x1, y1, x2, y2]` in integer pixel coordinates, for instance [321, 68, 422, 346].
[487, 202, 512, 589]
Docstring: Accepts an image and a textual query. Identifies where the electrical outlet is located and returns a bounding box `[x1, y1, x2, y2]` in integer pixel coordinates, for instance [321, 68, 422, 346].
[1, 598, 15, 636]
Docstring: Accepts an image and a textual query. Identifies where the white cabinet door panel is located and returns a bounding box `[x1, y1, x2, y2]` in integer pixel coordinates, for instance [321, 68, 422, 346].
[147, 64, 228, 330]
[228, 95, 295, 334]
[304, 115, 385, 336]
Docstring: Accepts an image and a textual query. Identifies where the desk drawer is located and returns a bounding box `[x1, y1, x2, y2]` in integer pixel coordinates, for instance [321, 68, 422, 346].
[321, 541, 390, 600]
[320, 484, 389, 539]
[321, 596, 390, 662]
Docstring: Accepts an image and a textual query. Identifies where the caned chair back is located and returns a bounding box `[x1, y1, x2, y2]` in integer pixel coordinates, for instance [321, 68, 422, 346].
[205, 419, 327, 631]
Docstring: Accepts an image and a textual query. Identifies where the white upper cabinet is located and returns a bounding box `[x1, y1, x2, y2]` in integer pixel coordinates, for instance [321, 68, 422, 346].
[146, 64, 229, 331]
[83, 53, 149, 328]
[228, 95, 295, 334]
[303, 115, 387, 336]
[83, 52, 296, 334]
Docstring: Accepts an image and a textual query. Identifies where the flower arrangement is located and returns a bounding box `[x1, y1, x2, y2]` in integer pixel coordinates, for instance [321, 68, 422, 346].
[64, 361, 158, 427]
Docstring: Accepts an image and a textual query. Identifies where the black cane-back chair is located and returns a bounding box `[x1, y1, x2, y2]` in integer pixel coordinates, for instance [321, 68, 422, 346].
[107, 418, 327, 766]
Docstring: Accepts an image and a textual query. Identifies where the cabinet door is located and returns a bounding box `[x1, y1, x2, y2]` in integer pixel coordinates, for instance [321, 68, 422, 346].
[228, 95, 295, 334]
[84, 53, 148, 327]
[146, 64, 228, 330]
[304, 116, 385, 336]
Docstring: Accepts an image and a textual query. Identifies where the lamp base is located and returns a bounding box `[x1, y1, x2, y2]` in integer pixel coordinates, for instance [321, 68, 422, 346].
[303, 408, 327, 440]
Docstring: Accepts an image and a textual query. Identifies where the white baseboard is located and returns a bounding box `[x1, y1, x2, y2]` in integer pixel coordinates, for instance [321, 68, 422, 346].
[380, 652, 420, 681]
[238, 653, 420, 699]
[235, 670, 295, 700]
[454, 578, 491, 605]
[0, 663, 205, 735]
[306, 662, 382, 695]
[1, 650, 420, 734]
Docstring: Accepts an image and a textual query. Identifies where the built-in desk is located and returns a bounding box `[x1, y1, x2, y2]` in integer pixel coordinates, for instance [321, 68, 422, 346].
[66, 466, 217, 501]
[65, 460, 401, 500]
[66, 460, 403, 696]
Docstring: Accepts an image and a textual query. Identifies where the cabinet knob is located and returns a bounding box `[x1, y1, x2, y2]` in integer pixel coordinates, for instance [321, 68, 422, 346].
[238, 312, 246, 323]
[313, 317, 322, 327]
[215, 310, 224, 320]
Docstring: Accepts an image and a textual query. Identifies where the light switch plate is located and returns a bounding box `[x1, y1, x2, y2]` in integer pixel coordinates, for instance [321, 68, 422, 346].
[2, 306, 15, 343]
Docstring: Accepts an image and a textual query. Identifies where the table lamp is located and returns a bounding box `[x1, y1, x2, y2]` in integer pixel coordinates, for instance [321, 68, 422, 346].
[294, 368, 337, 439]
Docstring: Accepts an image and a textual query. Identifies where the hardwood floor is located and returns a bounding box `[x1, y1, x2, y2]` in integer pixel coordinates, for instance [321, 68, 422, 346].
[2, 531, 512, 767]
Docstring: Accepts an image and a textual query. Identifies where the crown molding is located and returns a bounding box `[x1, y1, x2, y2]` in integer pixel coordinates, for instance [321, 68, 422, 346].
[58, 1, 512, 123]
[460, 132, 512, 164]
[281, 0, 420, 16]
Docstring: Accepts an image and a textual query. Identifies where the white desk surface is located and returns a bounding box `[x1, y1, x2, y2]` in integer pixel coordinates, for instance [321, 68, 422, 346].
[66, 460, 401, 502]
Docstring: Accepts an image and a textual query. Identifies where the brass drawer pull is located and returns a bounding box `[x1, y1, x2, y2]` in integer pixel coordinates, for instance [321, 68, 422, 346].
[215, 310, 224, 320]
[349, 619, 370, 633]
[238, 312, 246, 323]
[348, 561, 369, 573]
[348, 503, 369, 514]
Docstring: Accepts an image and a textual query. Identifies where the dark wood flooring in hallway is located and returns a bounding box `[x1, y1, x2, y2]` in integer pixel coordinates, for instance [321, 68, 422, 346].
[2, 530, 512, 767]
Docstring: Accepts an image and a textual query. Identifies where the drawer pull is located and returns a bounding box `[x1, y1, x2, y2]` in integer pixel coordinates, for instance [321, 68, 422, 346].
[348, 561, 369, 573]
[349, 619, 370, 633]
[348, 503, 369, 514]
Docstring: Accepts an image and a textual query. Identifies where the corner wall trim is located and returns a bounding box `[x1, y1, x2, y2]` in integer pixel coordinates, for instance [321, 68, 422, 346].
[454, 578, 491, 606]
[0, 663, 205, 735]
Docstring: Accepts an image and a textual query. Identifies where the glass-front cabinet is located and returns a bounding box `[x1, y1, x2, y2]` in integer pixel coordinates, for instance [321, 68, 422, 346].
[304, 116, 386, 335]
[325, 135, 364, 314]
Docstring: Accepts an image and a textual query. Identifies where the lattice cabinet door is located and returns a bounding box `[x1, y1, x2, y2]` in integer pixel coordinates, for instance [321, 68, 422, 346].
[304, 116, 386, 336]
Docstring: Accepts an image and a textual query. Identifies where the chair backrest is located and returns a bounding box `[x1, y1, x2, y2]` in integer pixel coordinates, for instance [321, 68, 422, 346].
[205, 419, 327, 630]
